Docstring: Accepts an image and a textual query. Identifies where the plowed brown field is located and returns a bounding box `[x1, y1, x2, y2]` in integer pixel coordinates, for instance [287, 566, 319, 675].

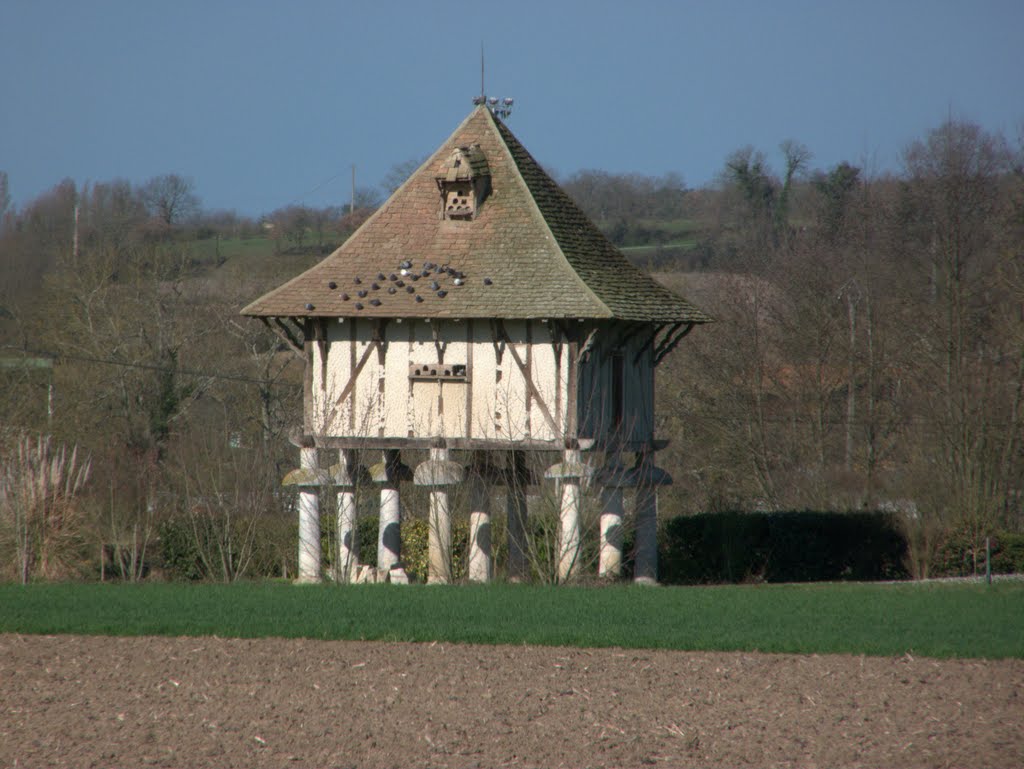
[2, 634, 1021, 768]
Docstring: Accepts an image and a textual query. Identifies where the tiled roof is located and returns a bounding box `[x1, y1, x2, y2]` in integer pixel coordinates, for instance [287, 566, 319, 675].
[241, 107, 711, 324]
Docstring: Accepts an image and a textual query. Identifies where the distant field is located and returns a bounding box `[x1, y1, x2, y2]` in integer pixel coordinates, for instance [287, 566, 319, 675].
[2, 581, 1021, 659]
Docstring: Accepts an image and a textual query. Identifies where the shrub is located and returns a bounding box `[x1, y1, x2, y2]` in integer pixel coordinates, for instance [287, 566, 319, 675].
[659, 510, 909, 584]
[158, 511, 295, 582]
[991, 532, 1024, 575]
[933, 528, 1024, 577]
[0, 435, 92, 583]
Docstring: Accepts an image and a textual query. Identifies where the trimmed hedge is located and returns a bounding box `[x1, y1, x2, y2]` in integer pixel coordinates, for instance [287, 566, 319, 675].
[933, 528, 1024, 577]
[658, 511, 910, 584]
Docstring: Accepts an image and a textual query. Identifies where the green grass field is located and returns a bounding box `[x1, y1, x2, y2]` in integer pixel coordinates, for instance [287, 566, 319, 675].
[2, 581, 1021, 659]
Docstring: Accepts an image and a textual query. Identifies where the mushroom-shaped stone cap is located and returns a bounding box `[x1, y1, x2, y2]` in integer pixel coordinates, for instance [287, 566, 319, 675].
[414, 459, 465, 487]
[544, 459, 596, 481]
[282, 467, 331, 487]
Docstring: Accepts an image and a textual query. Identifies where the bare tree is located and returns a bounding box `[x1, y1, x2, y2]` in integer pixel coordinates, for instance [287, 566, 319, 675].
[138, 174, 199, 227]
[901, 119, 1019, 561]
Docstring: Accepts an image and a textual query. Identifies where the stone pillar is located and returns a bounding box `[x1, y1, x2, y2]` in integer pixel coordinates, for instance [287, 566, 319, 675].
[371, 450, 406, 573]
[559, 471, 582, 581]
[334, 449, 358, 583]
[414, 444, 464, 584]
[632, 450, 671, 586]
[467, 454, 493, 583]
[598, 454, 627, 579]
[296, 447, 321, 583]
[633, 490, 658, 585]
[545, 446, 593, 583]
[599, 487, 625, 578]
[505, 450, 529, 582]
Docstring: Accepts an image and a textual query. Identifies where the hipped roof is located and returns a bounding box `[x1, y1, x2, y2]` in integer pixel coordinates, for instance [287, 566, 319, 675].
[242, 106, 711, 324]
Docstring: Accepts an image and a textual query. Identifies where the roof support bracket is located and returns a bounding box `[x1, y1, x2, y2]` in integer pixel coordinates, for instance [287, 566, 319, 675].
[261, 317, 305, 359]
[653, 322, 695, 366]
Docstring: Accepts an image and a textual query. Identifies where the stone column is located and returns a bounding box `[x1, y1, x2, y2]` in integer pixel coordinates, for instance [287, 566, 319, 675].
[371, 450, 407, 573]
[545, 446, 593, 583]
[414, 444, 464, 584]
[597, 454, 628, 579]
[467, 453, 493, 583]
[599, 486, 625, 578]
[632, 450, 671, 586]
[296, 446, 321, 583]
[505, 450, 529, 582]
[559, 471, 582, 581]
[468, 488, 492, 583]
[334, 449, 358, 583]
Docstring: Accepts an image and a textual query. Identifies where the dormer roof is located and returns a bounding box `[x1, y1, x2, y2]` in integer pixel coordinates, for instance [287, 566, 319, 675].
[242, 106, 710, 324]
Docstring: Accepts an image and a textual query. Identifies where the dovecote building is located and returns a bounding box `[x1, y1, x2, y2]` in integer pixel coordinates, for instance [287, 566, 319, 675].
[242, 105, 710, 584]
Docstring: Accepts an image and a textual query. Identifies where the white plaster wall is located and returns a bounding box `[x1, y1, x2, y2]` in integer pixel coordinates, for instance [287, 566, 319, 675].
[314, 318, 571, 442]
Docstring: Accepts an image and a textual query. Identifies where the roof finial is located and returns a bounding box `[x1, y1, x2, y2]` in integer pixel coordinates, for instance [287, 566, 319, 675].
[472, 43, 514, 119]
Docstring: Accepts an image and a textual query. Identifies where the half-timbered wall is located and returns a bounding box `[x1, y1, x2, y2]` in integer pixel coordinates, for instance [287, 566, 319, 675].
[307, 316, 658, 449]
[308, 318, 573, 444]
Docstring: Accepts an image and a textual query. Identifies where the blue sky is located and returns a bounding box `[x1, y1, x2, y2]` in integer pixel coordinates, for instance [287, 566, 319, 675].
[2, 0, 1021, 217]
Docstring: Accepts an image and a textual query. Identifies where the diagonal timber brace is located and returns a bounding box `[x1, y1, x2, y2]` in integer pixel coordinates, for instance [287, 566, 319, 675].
[492, 320, 559, 436]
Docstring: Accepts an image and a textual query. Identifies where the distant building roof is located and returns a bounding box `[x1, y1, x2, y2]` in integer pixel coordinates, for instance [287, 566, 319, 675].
[242, 106, 710, 324]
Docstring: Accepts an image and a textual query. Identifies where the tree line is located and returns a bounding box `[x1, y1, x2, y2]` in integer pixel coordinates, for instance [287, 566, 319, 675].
[0, 116, 1021, 582]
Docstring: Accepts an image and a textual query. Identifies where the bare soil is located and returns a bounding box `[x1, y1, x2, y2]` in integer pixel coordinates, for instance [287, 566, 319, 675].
[2, 634, 1021, 769]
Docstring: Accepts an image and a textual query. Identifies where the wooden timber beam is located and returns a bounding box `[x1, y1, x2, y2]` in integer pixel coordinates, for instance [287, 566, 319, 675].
[654, 322, 695, 366]
[492, 319, 559, 437]
[260, 316, 305, 358]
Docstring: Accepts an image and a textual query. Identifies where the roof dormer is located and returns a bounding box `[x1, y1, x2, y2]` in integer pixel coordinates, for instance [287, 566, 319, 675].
[436, 145, 490, 220]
